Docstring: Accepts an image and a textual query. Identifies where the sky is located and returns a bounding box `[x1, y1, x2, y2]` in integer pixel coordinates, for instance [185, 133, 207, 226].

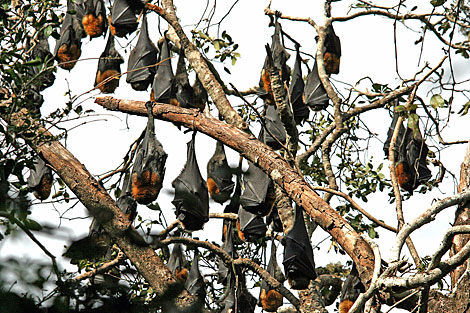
[1, 0, 469, 312]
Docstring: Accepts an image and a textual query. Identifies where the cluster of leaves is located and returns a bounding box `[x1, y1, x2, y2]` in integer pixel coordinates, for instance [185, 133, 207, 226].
[192, 29, 240, 67]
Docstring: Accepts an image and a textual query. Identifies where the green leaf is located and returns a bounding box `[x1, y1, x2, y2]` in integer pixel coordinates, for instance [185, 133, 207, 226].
[368, 227, 376, 239]
[430, 94, 445, 108]
[24, 218, 42, 231]
[44, 25, 53, 38]
[430, 0, 445, 6]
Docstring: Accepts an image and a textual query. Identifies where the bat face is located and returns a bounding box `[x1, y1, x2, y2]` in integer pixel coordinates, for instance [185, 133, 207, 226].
[27, 157, 53, 201]
[263, 105, 287, 150]
[304, 60, 329, 110]
[54, 13, 82, 70]
[131, 104, 167, 204]
[283, 205, 316, 290]
[109, 0, 141, 37]
[126, 15, 158, 91]
[151, 35, 175, 103]
[82, 0, 107, 38]
[289, 45, 309, 124]
[172, 134, 209, 231]
[95, 33, 124, 93]
[207, 141, 235, 204]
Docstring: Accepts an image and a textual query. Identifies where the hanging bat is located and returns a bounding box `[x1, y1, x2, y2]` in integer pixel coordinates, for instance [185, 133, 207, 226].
[323, 24, 341, 75]
[221, 276, 236, 313]
[172, 132, 209, 231]
[283, 205, 317, 290]
[54, 10, 82, 70]
[26, 33, 56, 91]
[131, 102, 168, 204]
[192, 75, 208, 111]
[383, 111, 432, 193]
[222, 172, 242, 243]
[240, 129, 276, 216]
[303, 59, 329, 110]
[258, 16, 290, 104]
[126, 14, 158, 91]
[27, 156, 53, 201]
[82, 0, 107, 38]
[207, 141, 235, 204]
[263, 104, 287, 150]
[266, 206, 283, 233]
[289, 44, 309, 124]
[174, 50, 198, 109]
[218, 221, 236, 285]
[339, 264, 365, 313]
[167, 243, 189, 283]
[109, 0, 142, 38]
[184, 249, 206, 306]
[237, 206, 266, 242]
[150, 35, 176, 104]
[259, 243, 285, 312]
[95, 32, 124, 93]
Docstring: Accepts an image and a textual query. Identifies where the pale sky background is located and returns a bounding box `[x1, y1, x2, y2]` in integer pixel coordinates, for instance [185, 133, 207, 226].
[1, 1, 469, 312]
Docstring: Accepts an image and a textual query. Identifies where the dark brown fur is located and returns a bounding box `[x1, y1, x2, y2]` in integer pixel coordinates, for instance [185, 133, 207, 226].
[131, 171, 161, 204]
[323, 52, 340, 75]
[57, 44, 81, 70]
[95, 69, 120, 93]
[33, 174, 52, 201]
[260, 289, 283, 312]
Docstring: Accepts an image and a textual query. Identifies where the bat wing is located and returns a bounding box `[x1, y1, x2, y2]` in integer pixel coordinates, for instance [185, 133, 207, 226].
[283, 205, 316, 280]
[184, 249, 206, 299]
[172, 134, 209, 230]
[126, 15, 158, 91]
[175, 51, 195, 109]
[263, 104, 287, 150]
[167, 243, 188, 273]
[152, 36, 175, 102]
[192, 76, 208, 110]
[238, 206, 266, 242]
[271, 17, 290, 83]
[406, 131, 432, 187]
[27, 157, 51, 188]
[266, 206, 283, 233]
[95, 33, 124, 86]
[341, 264, 365, 302]
[218, 222, 235, 284]
[289, 45, 309, 124]
[383, 110, 406, 159]
[304, 60, 329, 110]
[325, 24, 341, 57]
[239, 160, 271, 215]
[207, 141, 235, 203]
[110, 0, 139, 37]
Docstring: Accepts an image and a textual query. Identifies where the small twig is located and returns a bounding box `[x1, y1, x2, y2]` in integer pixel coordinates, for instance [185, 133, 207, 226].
[73, 251, 126, 281]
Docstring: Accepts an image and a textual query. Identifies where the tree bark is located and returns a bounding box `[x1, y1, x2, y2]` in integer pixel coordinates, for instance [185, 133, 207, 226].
[95, 97, 376, 287]
[4, 109, 196, 311]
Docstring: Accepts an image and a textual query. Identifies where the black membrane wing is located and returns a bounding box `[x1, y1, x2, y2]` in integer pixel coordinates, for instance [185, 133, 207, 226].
[383, 111, 406, 160]
[222, 175, 241, 242]
[131, 103, 167, 204]
[289, 45, 309, 124]
[304, 60, 329, 110]
[406, 132, 432, 187]
[340, 264, 365, 304]
[151, 35, 175, 103]
[259, 243, 284, 312]
[110, 0, 141, 37]
[323, 24, 341, 75]
[168, 243, 189, 282]
[239, 160, 272, 216]
[238, 206, 266, 242]
[207, 141, 235, 204]
[82, 0, 107, 38]
[126, 14, 158, 91]
[221, 277, 236, 313]
[266, 206, 283, 233]
[27, 156, 53, 201]
[218, 221, 235, 284]
[193, 76, 208, 110]
[54, 10, 82, 70]
[95, 32, 124, 93]
[27, 34, 56, 91]
[184, 249, 206, 301]
[172, 133, 209, 231]
[174, 51, 195, 109]
[263, 104, 287, 150]
[283, 205, 316, 290]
